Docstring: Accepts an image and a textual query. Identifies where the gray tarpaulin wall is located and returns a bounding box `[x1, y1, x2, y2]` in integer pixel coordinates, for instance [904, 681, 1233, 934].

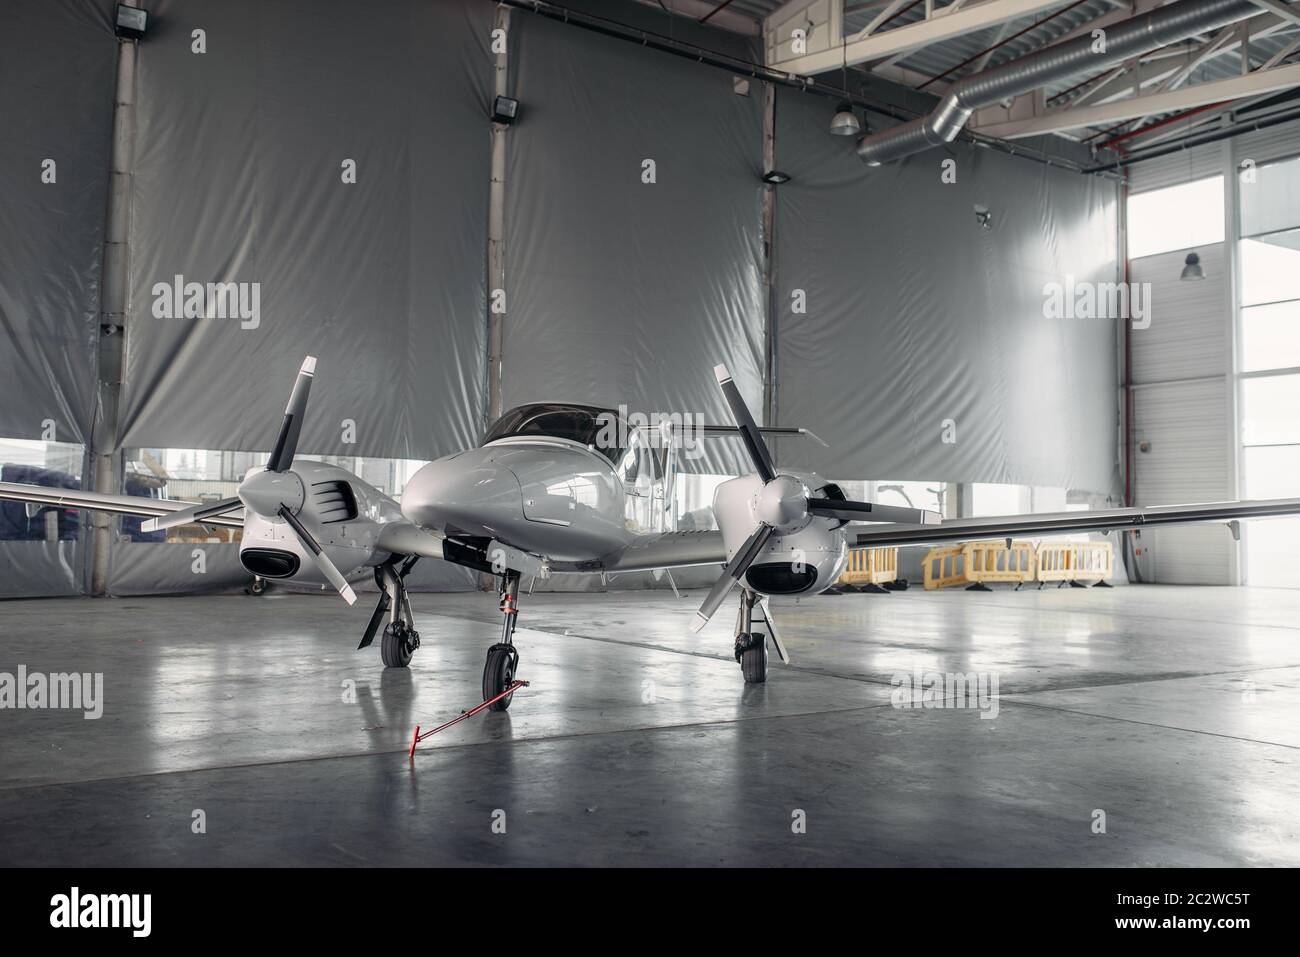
[503, 11, 766, 478]
[109, 0, 492, 595]
[0, 0, 116, 598]
[1, 0, 1124, 600]
[771, 89, 1120, 494]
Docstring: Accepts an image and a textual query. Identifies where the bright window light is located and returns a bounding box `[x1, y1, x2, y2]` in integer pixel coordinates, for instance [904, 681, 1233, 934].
[1241, 300, 1300, 372]
[1126, 176, 1224, 259]
[970, 483, 1029, 517]
[1241, 374, 1300, 447]
[1240, 236, 1300, 307]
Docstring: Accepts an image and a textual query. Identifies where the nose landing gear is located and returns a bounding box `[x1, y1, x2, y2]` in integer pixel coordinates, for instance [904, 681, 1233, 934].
[483, 570, 522, 711]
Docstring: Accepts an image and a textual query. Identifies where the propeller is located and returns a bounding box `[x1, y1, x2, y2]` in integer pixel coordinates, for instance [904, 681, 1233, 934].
[143, 356, 356, 606]
[690, 364, 942, 633]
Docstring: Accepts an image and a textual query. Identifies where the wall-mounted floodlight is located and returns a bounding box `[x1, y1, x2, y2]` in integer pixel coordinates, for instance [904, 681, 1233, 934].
[492, 96, 520, 125]
[1180, 252, 1205, 281]
[114, 4, 147, 40]
[762, 170, 791, 185]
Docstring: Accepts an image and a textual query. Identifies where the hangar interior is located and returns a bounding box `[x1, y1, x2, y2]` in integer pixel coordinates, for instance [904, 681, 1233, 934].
[3, 0, 1300, 867]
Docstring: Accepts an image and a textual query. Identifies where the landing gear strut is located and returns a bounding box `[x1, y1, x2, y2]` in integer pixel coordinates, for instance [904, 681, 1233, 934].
[358, 556, 421, 668]
[734, 589, 768, 684]
[483, 569, 521, 712]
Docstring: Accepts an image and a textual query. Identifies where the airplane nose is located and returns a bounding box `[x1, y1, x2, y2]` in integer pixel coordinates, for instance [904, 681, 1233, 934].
[401, 454, 524, 538]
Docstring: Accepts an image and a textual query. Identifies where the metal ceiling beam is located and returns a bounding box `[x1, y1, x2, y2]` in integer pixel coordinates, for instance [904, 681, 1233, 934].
[1111, 32, 1300, 144]
[1246, 0, 1300, 27]
[766, 0, 1077, 74]
[634, 0, 762, 34]
[980, 8, 1293, 131]
[974, 58, 1300, 135]
[853, 0, 911, 38]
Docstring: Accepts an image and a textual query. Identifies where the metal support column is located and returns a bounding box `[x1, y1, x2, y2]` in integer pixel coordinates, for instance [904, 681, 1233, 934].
[761, 81, 778, 430]
[90, 4, 139, 595]
[486, 5, 510, 427]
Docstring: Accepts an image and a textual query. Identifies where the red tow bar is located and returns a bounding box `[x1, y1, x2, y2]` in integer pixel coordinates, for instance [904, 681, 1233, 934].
[408, 679, 529, 758]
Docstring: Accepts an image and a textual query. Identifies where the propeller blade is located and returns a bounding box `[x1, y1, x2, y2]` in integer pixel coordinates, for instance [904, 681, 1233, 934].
[807, 498, 942, 526]
[140, 496, 242, 533]
[277, 504, 358, 605]
[689, 523, 775, 633]
[713, 364, 776, 483]
[266, 356, 316, 472]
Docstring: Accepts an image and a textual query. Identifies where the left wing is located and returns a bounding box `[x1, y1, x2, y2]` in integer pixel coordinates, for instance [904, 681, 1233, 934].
[0, 481, 245, 530]
[605, 529, 727, 572]
[847, 497, 1300, 549]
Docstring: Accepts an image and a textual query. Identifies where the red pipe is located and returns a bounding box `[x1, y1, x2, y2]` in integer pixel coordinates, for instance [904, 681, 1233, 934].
[1096, 101, 1228, 149]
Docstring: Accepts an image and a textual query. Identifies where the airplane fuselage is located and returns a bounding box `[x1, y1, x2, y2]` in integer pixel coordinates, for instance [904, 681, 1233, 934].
[401, 437, 652, 564]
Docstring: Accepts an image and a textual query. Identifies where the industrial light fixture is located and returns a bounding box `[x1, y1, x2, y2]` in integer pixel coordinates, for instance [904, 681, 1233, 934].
[114, 4, 147, 40]
[830, 102, 861, 137]
[762, 170, 791, 185]
[829, 37, 861, 137]
[491, 96, 520, 125]
[1180, 251, 1205, 281]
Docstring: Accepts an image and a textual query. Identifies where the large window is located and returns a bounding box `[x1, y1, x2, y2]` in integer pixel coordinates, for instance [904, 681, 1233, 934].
[1126, 176, 1225, 259]
[1238, 155, 1300, 586]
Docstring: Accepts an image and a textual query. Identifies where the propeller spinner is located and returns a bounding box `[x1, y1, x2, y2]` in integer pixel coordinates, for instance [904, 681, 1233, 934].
[141, 356, 357, 605]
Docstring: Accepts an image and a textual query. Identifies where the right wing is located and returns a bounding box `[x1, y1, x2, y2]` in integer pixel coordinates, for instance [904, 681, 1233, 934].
[0, 481, 245, 530]
[847, 497, 1300, 549]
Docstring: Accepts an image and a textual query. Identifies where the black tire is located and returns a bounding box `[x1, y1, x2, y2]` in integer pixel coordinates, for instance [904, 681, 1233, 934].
[483, 643, 517, 711]
[381, 622, 414, 668]
[740, 632, 768, 684]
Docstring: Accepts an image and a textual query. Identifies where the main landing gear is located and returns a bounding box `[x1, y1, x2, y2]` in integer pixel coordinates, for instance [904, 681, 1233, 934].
[357, 556, 422, 668]
[483, 570, 522, 711]
[733, 588, 789, 684]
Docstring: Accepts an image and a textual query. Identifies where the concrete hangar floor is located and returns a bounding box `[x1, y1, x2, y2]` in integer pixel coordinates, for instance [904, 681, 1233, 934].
[1, 584, 1298, 867]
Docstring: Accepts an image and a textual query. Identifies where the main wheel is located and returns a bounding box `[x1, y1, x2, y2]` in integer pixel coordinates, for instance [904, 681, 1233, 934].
[381, 622, 417, 668]
[483, 643, 518, 712]
[738, 632, 768, 684]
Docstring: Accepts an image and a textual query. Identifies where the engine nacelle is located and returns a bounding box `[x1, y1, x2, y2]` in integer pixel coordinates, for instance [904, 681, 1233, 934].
[237, 460, 404, 585]
[712, 472, 849, 597]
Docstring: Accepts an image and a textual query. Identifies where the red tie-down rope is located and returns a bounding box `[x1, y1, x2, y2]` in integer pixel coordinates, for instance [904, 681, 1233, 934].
[408, 680, 529, 758]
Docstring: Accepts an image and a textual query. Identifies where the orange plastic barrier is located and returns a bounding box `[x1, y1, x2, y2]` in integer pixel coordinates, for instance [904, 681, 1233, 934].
[839, 547, 899, 588]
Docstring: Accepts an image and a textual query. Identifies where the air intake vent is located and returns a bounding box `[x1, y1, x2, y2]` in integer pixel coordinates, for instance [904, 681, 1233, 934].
[311, 481, 358, 524]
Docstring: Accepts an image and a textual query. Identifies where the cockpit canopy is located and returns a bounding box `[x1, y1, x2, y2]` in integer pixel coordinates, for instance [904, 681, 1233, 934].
[483, 403, 660, 481]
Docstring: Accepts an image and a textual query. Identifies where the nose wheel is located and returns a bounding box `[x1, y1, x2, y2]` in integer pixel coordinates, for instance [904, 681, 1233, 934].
[481, 569, 523, 711]
[483, 643, 520, 711]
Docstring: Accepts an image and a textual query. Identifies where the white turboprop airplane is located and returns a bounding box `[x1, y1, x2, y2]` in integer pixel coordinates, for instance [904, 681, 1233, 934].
[4, 357, 1298, 708]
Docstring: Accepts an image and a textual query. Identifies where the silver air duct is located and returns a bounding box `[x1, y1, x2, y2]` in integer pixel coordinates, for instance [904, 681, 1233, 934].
[855, 0, 1265, 166]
